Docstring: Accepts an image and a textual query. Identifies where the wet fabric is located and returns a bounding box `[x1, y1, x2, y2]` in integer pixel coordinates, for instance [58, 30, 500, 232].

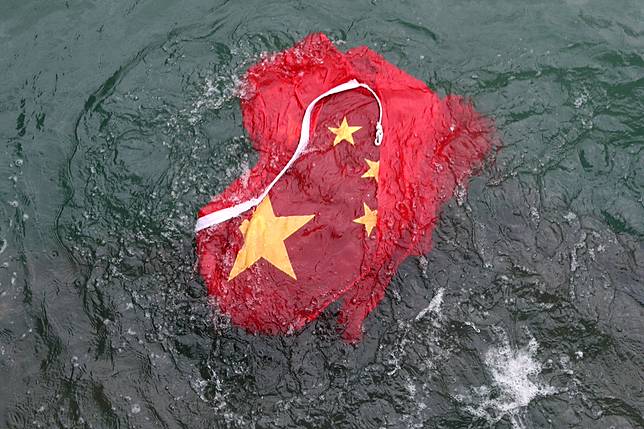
[196, 33, 494, 341]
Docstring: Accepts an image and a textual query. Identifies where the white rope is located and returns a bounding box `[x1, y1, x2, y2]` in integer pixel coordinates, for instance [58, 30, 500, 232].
[195, 79, 383, 232]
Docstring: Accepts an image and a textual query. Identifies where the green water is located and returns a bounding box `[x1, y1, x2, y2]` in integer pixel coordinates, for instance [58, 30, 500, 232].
[1, 1, 643, 428]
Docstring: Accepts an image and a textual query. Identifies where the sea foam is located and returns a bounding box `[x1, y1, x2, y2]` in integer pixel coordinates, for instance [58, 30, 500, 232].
[456, 337, 555, 428]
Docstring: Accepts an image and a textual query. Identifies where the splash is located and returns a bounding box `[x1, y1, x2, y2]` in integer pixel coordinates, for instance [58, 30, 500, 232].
[415, 287, 444, 321]
[456, 337, 555, 428]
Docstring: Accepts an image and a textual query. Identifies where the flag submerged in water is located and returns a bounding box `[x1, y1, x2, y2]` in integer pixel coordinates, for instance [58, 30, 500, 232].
[195, 33, 494, 341]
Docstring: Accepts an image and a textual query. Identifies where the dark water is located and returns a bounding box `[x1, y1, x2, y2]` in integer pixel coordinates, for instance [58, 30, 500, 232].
[1, 1, 643, 428]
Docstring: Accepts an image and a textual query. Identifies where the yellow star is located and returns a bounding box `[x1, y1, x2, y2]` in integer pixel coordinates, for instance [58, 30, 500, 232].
[361, 159, 380, 183]
[353, 202, 378, 237]
[228, 196, 314, 281]
[328, 117, 362, 146]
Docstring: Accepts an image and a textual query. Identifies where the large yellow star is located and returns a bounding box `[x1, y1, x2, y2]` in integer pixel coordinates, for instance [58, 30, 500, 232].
[228, 196, 314, 281]
[328, 117, 362, 146]
[353, 202, 378, 237]
[360, 159, 380, 183]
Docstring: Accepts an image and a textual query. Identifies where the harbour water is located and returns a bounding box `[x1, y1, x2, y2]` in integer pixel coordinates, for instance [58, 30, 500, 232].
[1, 1, 642, 427]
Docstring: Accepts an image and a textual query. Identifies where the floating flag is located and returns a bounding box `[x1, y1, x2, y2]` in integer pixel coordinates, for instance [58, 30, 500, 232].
[195, 33, 494, 341]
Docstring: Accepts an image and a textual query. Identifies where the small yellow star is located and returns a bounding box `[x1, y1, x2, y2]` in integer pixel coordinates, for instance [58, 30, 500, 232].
[328, 117, 362, 146]
[353, 202, 378, 237]
[361, 159, 380, 183]
[228, 196, 314, 281]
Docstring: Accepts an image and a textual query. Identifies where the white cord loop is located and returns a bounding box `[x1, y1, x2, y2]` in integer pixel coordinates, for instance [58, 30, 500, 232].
[195, 79, 384, 232]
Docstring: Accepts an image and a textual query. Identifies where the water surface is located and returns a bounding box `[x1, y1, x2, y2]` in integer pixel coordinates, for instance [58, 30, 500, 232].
[1, 1, 643, 428]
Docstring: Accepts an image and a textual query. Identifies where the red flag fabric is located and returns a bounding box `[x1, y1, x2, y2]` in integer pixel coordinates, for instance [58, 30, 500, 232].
[196, 33, 493, 341]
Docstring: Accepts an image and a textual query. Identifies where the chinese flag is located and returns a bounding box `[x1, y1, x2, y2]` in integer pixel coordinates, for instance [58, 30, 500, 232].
[196, 33, 493, 341]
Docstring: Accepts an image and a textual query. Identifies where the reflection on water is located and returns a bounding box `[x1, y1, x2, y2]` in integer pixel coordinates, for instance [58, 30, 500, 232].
[1, 0, 643, 428]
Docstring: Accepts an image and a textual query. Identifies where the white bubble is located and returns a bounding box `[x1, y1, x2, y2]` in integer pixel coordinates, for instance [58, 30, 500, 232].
[415, 288, 444, 321]
[574, 92, 587, 108]
[457, 337, 555, 428]
[563, 211, 577, 223]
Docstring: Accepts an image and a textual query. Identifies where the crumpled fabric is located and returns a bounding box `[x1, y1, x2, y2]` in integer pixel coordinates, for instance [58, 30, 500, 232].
[196, 33, 494, 341]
